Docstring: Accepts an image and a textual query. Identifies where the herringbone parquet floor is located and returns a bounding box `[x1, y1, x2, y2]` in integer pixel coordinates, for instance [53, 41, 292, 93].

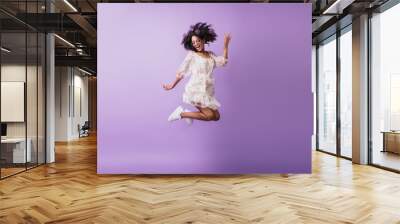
[1, 134, 400, 224]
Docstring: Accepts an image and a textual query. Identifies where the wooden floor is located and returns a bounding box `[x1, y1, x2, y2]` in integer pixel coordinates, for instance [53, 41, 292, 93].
[1, 167, 26, 178]
[372, 150, 400, 171]
[1, 135, 400, 224]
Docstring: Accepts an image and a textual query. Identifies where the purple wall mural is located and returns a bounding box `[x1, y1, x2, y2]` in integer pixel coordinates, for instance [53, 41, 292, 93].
[97, 3, 312, 174]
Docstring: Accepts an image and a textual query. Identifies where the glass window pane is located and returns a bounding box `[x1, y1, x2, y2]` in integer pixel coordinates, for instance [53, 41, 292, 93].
[1, 31, 27, 177]
[0, 1, 46, 179]
[371, 4, 400, 171]
[340, 29, 352, 158]
[318, 36, 337, 154]
[27, 31, 38, 169]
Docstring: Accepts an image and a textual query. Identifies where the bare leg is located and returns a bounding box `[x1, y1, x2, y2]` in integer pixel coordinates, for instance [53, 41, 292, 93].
[213, 109, 220, 121]
[180, 111, 209, 121]
[181, 106, 211, 121]
[199, 107, 221, 121]
[181, 106, 220, 121]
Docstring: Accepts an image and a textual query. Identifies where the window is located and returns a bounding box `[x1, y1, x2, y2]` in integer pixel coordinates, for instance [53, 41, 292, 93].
[339, 27, 352, 158]
[0, 1, 47, 179]
[317, 35, 337, 154]
[370, 3, 400, 171]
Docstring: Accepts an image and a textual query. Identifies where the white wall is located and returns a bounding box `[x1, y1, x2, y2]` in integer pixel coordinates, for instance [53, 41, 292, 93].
[72, 73, 89, 138]
[55, 67, 89, 141]
[55, 66, 70, 141]
[1, 65, 40, 137]
[1, 66, 26, 136]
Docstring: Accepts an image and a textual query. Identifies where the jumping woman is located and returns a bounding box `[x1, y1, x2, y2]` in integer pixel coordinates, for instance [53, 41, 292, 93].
[163, 22, 231, 124]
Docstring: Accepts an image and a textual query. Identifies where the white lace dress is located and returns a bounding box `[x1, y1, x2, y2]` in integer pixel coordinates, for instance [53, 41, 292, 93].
[177, 51, 227, 110]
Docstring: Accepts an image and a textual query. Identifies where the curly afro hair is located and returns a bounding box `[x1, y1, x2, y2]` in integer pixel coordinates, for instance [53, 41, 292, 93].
[181, 22, 217, 51]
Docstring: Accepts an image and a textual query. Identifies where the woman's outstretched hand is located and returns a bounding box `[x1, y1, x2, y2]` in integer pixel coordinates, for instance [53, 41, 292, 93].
[224, 33, 231, 48]
[163, 83, 174, 90]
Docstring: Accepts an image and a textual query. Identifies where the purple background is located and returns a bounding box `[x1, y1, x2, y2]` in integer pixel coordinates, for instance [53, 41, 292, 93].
[98, 3, 312, 174]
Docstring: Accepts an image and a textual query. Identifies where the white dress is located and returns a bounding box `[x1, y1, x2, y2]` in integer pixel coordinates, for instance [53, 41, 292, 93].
[177, 51, 227, 110]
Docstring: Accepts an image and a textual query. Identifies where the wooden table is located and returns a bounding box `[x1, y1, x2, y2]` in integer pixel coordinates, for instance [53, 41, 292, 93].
[381, 131, 400, 154]
[0, 138, 32, 165]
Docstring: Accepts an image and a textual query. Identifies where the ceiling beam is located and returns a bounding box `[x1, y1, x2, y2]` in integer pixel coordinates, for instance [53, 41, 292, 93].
[67, 13, 97, 42]
[55, 55, 96, 70]
[322, 0, 356, 14]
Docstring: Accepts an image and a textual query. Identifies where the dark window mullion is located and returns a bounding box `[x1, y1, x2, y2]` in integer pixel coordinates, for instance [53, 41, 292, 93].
[36, 0, 39, 167]
[316, 45, 320, 150]
[25, 0, 28, 171]
[367, 11, 373, 165]
[336, 29, 341, 157]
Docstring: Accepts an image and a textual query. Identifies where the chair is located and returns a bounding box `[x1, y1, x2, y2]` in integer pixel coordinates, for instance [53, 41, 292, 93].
[79, 121, 90, 138]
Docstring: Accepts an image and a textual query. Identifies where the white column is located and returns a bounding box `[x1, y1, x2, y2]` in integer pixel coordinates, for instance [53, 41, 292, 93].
[46, 33, 55, 163]
[46, 1, 55, 163]
[352, 14, 369, 164]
